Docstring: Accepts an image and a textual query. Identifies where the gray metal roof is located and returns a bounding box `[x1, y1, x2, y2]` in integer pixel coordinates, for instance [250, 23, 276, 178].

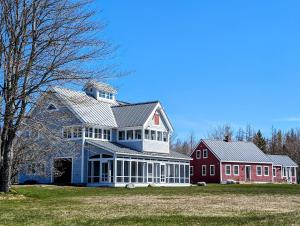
[52, 87, 118, 127]
[112, 102, 158, 128]
[267, 155, 298, 167]
[202, 139, 272, 163]
[84, 81, 117, 94]
[86, 140, 191, 160]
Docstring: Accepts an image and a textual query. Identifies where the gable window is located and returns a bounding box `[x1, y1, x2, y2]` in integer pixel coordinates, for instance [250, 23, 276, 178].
[196, 150, 201, 159]
[47, 104, 57, 111]
[163, 132, 168, 142]
[190, 166, 194, 176]
[233, 165, 239, 176]
[85, 127, 93, 138]
[225, 165, 231, 175]
[154, 113, 160, 125]
[202, 165, 207, 176]
[256, 166, 262, 176]
[135, 130, 142, 140]
[264, 166, 269, 176]
[210, 165, 215, 176]
[103, 129, 111, 140]
[63, 127, 72, 139]
[118, 131, 125, 140]
[151, 130, 156, 140]
[145, 130, 150, 139]
[157, 131, 163, 141]
[126, 130, 134, 140]
[73, 127, 82, 138]
[94, 128, 102, 139]
[203, 149, 208, 158]
[273, 167, 276, 177]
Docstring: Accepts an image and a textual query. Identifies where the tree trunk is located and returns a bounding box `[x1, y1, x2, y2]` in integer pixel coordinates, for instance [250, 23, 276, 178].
[0, 141, 13, 193]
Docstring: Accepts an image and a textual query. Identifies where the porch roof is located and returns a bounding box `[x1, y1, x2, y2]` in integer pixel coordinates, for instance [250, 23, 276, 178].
[267, 154, 298, 167]
[86, 140, 191, 161]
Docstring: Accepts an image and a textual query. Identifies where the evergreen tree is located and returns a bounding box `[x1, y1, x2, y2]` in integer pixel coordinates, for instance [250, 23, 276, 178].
[253, 130, 267, 152]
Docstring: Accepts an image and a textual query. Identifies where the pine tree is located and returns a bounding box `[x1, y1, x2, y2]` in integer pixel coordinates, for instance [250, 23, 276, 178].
[253, 130, 267, 152]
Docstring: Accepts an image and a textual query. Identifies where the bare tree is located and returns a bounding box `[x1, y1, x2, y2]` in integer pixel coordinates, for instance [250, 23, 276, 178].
[0, 0, 113, 192]
[208, 124, 234, 141]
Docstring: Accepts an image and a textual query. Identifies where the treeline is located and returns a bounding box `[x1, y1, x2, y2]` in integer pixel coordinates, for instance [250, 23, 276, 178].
[171, 125, 300, 166]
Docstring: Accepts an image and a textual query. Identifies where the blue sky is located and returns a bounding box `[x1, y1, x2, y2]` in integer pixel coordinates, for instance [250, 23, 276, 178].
[94, 1, 300, 139]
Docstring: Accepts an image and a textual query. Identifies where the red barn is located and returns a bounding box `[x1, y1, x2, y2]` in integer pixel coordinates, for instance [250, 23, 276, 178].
[267, 155, 298, 184]
[190, 139, 274, 184]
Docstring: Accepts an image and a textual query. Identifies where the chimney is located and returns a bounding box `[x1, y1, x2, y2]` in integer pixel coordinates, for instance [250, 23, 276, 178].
[223, 135, 231, 142]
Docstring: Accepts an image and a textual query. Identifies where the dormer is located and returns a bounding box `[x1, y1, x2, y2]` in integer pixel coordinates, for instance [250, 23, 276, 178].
[84, 81, 117, 103]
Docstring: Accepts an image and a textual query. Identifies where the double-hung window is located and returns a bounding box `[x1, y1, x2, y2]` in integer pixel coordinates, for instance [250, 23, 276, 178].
[63, 127, 72, 139]
[135, 130, 142, 140]
[210, 165, 215, 176]
[103, 129, 111, 140]
[225, 165, 231, 175]
[126, 130, 134, 140]
[203, 149, 208, 158]
[256, 166, 262, 176]
[85, 127, 93, 138]
[264, 166, 269, 176]
[202, 165, 207, 176]
[73, 127, 82, 138]
[233, 165, 239, 176]
[94, 128, 102, 139]
[196, 150, 201, 159]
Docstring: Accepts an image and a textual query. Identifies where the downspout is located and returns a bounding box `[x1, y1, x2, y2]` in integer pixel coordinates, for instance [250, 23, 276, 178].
[81, 126, 85, 184]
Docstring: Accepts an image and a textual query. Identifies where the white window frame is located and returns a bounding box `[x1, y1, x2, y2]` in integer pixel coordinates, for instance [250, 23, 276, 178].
[190, 166, 194, 176]
[47, 103, 58, 112]
[210, 165, 215, 176]
[256, 166, 262, 176]
[196, 150, 201, 159]
[233, 165, 239, 176]
[264, 166, 269, 176]
[103, 129, 111, 141]
[203, 149, 208, 158]
[202, 165, 207, 176]
[225, 165, 231, 175]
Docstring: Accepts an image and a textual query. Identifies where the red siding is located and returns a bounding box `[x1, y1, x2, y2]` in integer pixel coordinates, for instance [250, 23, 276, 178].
[221, 162, 273, 183]
[273, 166, 298, 184]
[190, 141, 221, 183]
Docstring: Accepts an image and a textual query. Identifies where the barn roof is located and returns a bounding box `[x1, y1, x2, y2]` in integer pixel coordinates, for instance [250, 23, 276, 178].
[86, 140, 191, 160]
[202, 139, 272, 163]
[267, 155, 298, 167]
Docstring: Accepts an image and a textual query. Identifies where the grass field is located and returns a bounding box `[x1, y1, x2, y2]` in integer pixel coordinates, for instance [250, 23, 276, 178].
[0, 184, 300, 225]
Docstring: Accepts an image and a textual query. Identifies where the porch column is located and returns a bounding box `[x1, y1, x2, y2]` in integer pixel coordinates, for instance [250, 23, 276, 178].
[113, 157, 117, 184]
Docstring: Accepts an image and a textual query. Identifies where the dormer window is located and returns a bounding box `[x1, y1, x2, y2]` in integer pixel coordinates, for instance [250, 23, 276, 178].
[47, 104, 57, 111]
[99, 91, 114, 100]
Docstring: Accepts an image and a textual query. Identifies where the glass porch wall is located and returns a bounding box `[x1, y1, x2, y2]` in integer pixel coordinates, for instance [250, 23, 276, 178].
[88, 155, 114, 183]
[116, 157, 190, 184]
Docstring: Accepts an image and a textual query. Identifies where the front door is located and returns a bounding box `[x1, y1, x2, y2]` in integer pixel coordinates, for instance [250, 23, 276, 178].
[161, 164, 166, 183]
[245, 166, 251, 182]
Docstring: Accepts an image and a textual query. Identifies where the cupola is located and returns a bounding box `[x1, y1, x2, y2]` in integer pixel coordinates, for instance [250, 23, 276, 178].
[84, 80, 117, 102]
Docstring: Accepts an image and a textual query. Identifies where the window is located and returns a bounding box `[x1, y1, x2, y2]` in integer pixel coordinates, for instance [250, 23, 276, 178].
[73, 127, 82, 138]
[151, 130, 156, 140]
[99, 91, 106, 98]
[103, 129, 111, 140]
[154, 113, 160, 125]
[157, 131, 162, 141]
[99, 91, 113, 100]
[233, 165, 239, 176]
[135, 130, 142, 140]
[273, 167, 276, 177]
[94, 128, 102, 139]
[148, 163, 153, 182]
[63, 127, 72, 139]
[190, 166, 194, 176]
[196, 150, 201, 159]
[202, 165, 207, 176]
[85, 127, 93, 138]
[47, 104, 57, 111]
[210, 165, 215, 176]
[264, 166, 269, 176]
[256, 166, 262, 176]
[118, 131, 125, 140]
[163, 132, 168, 142]
[145, 130, 150, 139]
[283, 167, 286, 177]
[203, 149, 208, 158]
[27, 162, 45, 175]
[225, 165, 231, 175]
[292, 167, 296, 177]
[126, 130, 134, 140]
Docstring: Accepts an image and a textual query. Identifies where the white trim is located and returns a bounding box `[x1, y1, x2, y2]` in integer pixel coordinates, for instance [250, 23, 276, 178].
[209, 165, 215, 176]
[256, 165, 262, 176]
[225, 165, 231, 176]
[233, 165, 239, 176]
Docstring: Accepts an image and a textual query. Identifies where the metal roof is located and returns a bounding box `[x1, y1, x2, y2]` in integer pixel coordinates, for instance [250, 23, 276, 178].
[112, 102, 158, 128]
[51, 87, 118, 127]
[202, 139, 272, 163]
[267, 155, 298, 167]
[84, 80, 117, 94]
[86, 140, 191, 160]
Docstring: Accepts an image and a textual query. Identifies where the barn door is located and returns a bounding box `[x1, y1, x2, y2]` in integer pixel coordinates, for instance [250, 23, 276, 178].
[53, 158, 72, 184]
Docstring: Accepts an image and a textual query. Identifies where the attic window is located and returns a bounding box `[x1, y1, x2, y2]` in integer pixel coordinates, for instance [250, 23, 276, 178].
[47, 104, 57, 111]
[154, 113, 160, 125]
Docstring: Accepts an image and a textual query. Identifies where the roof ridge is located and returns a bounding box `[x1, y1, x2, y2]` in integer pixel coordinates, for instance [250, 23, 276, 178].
[203, 139, 253, 143]
[112, 101, 159, 108]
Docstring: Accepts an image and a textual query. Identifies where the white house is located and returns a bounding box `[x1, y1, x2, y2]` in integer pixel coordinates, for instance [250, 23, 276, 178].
[19, 81, 191, 187]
